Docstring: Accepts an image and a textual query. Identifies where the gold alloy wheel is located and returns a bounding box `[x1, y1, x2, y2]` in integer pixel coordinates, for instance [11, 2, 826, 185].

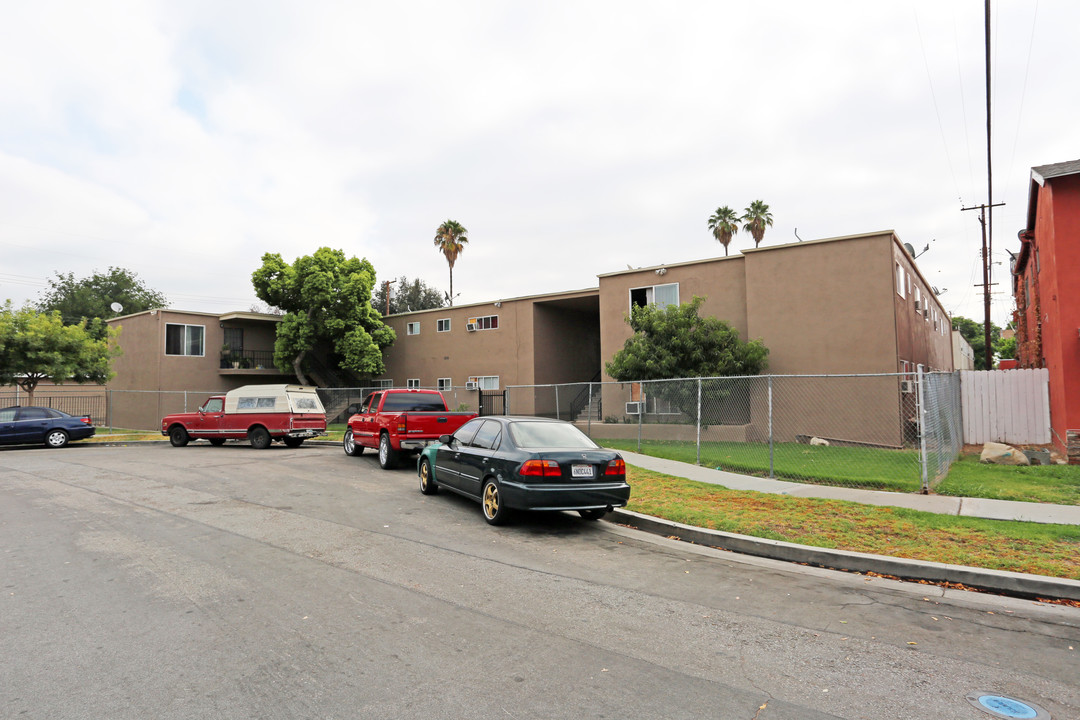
[483, 482, 499, 519]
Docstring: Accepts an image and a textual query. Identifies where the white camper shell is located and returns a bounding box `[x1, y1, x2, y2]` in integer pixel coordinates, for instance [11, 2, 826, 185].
[224, 385, 326, 415]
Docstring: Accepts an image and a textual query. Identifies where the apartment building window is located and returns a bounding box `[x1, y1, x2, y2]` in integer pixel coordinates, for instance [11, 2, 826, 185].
[407, 322, 420, 335]
[469, 375, 499, 390]
[629, 282, 679, 311]
[895, 264, 905, 297]
[375, 379, 393, 389]
[437, 318, 451, 332]
[407, 378, 420, 389]
[470, 315, 499, 330]
[165, 324, 205, 356]
[438, 378, 452, 391]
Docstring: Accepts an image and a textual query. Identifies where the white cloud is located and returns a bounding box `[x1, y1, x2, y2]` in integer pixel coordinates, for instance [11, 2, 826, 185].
[0, 0, 1075, 328]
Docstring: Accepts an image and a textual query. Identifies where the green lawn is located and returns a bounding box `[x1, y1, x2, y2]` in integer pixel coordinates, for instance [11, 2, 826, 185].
[601, 438, 1080, 505]
[625, 466, 1080, 580]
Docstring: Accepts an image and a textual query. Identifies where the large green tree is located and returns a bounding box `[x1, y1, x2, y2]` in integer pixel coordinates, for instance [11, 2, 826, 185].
[707, 206, 740, 256]
[373, 276, 446, 316]
[37, 267, 167, 337]
[606, 296, 768, 422]
[606, 296, 769, 381]
[0, 302, 120, 405]
[251, 248, 395, 385]
[952, 315, 1001, 371]
[741, 200, 773, 248]
[434, 220, 468, 306]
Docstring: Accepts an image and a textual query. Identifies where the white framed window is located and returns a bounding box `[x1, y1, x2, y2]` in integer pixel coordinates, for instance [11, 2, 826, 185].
[437, 318, 451, 332]
[165, 323, 205, 356]
[468, 315, 499, 330]
[896, 264, 905, 298]
[407, 378, 421, 389]
[406, 322, 420, 335]
[469, 375, 500, 390]
[629, 282, 679, 311]
[437, 378, 452, 391]
[375, 379, 393, 389]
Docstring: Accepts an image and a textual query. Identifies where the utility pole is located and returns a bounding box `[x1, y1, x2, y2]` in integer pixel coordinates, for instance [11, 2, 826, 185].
[962, 201, 1005, 367]
[382, 280, 396, 316]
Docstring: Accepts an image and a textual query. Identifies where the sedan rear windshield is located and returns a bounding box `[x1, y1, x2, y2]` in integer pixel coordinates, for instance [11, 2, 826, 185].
[509, 422, 598, 449]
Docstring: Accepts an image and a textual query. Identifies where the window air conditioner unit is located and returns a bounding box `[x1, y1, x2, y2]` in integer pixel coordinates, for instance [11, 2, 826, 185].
[466, 381, 479, 390]
[466, 322, 477, 332]
[625, 401, 643, 415]
[913, 301, 921, 311]
[900, 380, 915, 394]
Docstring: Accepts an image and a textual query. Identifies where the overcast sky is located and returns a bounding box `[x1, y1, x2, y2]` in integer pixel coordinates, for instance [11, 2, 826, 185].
[1, 1, 1076, 327]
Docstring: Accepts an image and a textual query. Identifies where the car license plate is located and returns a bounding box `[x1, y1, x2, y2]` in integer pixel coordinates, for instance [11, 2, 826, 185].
[571, 464, 594, 479]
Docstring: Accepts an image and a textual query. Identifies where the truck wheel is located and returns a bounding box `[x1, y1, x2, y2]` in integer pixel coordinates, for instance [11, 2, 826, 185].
[249, 427, 271, 450]
[419, 458, 438, 495]
[283, 437, 304, 448]
[169, 426, 190, 447]
[343, 429, 364, 457]
[378, 433, 398, 469]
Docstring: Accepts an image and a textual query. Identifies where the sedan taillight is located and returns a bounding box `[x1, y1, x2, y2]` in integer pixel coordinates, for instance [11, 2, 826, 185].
[604, 458, 626, 476]
[80, 416, 93, 426]
[519, 459, 560, 477]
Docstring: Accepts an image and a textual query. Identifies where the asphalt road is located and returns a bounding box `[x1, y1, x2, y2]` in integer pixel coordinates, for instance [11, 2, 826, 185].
[2, 443, 1078, 719]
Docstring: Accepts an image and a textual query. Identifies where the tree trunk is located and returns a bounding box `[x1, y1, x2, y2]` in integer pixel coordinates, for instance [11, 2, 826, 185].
[292, 351, 310, 386]
[449, 267, 454, 306]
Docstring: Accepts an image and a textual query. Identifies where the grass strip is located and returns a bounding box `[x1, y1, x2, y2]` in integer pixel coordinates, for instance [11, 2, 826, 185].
[624, 465, 1080, 580]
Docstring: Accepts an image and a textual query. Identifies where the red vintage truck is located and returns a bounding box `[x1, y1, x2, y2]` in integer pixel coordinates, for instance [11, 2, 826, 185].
[343, 388, 477, 469]
[162, 384, 327, 449]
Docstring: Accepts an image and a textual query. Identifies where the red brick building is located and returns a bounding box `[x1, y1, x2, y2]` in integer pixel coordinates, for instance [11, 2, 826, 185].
[1013, 159, 1080, 459]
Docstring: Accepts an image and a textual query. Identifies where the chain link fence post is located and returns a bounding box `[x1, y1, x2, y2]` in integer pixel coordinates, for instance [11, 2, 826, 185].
[695, 378, 702, 466]
[768, 374, 775, 479]
[917, 364, 930, 494]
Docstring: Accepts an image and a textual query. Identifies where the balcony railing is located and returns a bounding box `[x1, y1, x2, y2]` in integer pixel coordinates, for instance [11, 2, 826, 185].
[219, 350, 276, 370]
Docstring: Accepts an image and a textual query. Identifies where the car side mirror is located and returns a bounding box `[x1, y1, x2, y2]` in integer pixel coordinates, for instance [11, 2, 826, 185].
[439, 434, 452, 444]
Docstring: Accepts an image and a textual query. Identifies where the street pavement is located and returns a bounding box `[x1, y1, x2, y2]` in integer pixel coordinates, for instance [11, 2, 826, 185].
[3, 444, 1080, 719]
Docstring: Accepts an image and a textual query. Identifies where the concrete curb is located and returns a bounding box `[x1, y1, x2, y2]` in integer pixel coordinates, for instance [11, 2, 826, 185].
[609, 508, 1080, 602]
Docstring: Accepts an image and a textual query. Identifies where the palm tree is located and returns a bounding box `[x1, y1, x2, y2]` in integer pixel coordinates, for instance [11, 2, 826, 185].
[434, 220, 468, 306]
[741, 200, 773, 248]
[707, 206, 740, 256]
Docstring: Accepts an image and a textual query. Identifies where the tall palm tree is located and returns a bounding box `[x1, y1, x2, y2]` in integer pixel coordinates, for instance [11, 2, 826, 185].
[707, 206, 740, 256]
[742, 200, 774, 248]
[434, 220, 468, 306]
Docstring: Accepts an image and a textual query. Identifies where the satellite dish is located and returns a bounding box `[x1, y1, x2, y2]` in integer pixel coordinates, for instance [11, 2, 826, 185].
[110, 302, 123, 313]
[903, 243, 916, 257]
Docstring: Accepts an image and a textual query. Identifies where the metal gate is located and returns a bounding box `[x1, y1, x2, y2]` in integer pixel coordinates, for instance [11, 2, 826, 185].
[478, 389, 506, 416]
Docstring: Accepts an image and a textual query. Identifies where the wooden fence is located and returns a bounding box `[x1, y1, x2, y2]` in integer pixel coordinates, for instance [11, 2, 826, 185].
[959, 369, 1050, 445]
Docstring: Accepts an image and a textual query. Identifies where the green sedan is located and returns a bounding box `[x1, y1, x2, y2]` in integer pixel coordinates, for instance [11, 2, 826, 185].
[417, 416, 631, 526]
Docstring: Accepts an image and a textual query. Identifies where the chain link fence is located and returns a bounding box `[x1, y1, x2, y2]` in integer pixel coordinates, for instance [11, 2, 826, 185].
[507, 369, 963, 494]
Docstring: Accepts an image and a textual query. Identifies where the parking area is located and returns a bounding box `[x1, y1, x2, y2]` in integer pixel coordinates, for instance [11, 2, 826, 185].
[3, 443, 1078, 719]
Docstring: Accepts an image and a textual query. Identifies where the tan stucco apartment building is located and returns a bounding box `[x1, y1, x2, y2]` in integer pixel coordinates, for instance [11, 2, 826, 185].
[377, 230, 954, 403]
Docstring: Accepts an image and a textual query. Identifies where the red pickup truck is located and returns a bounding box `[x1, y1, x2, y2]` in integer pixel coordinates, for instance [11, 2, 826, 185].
[162, 384, 327, 449]
[344, 388, 477, 469]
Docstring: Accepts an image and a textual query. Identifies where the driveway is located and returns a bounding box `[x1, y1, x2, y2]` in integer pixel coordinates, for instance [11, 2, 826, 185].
[2, 444, 1077, 719]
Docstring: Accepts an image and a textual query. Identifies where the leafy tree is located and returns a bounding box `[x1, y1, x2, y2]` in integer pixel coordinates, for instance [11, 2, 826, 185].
[37, 267, 167, 337]
[995, 336, 1017, 362]
[607, 296, 768, 380]
[373, 276, 446, 316]
[707, 206, 740, 257]
[251, 247, 395, 385]
[434, 220, 468, 306]
[0, 302, 120, 405]
[951, 315, 1001, 371]
[606, 297, 768, 420]
[741, 200, 773, 248]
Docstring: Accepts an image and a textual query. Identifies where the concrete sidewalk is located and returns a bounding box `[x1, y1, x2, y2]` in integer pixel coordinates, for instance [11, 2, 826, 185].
[618, 450, 1080, 525]
[613, 451, 1080, 602]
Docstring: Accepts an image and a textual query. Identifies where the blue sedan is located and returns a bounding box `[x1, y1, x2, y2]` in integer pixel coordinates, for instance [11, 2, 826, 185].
[0, 406, 96, 448]
[417, 416, 630, 525]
